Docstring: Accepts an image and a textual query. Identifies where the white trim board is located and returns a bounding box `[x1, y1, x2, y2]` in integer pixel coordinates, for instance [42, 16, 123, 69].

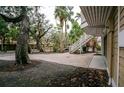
[119, 30, 124, 47]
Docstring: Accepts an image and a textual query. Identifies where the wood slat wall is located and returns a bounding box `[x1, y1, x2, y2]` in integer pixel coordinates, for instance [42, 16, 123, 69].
[104, 7, 118, 86]
[119, 47, 124, 86]
[112, 7, 118, 86]
[119, 6, 124, 87]
[106, 29, 112, 74]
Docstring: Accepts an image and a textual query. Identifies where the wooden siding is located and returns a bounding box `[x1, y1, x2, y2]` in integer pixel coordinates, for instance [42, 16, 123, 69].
[119, 47, 124, 86]
[112, 7, 118, 86]
[106, 30, 112, 74]
[119, 6, 124, 87]
[103, 7, 118, 86]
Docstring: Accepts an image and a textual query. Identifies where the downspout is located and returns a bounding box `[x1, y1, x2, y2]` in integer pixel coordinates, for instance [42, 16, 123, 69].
[117, 6, 120, 87]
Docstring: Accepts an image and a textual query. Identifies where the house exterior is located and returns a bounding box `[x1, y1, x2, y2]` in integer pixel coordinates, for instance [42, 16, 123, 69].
[80, 6, 124, 87]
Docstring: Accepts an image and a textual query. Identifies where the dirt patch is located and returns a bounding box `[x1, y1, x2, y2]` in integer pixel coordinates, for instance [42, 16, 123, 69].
[0, 60, 109, 87]
[0, 60, 41, 72]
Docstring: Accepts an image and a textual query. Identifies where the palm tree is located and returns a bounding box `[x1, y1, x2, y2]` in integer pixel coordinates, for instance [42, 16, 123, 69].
[75, 13, 81, 21]
[63, 9, 69, 48]
[64, 6, 74, 48]
[54, 6, 75, 52]
[54, 6, 68, 52]
[67, 6, 74, 22]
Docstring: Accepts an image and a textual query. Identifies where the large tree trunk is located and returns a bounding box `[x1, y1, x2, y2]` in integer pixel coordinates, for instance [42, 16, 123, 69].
[1, 37, 4, 51]
[15, 15, 30, 64]
[60, 29, 64, 52]
[60, 21, 64, 53]
[1, 37, 6, 51]
[36, 38, 44, 52]
[64, 20, 67, 48]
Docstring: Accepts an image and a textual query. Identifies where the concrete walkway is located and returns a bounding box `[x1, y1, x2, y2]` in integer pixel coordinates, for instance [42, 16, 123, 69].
[0, 52, 107, 69]
[0, 53, 93, 68]
[89, 55, 107, 70]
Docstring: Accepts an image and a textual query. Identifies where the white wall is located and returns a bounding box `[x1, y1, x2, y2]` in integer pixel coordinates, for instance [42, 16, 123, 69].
[119, 30, 124, 47]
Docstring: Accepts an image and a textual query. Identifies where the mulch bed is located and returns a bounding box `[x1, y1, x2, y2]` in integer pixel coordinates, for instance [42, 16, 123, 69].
[47, 67, 109, 87]
[0, 60, 41, 72]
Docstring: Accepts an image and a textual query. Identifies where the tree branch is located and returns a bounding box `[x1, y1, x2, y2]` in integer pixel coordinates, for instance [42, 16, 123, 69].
[30, 29, 37, 39]
[0, 6, 26, 23]
[39, 26, 52, 38]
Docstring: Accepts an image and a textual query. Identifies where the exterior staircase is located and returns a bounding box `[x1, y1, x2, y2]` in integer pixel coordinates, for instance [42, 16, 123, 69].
[69, 34, 93, 53]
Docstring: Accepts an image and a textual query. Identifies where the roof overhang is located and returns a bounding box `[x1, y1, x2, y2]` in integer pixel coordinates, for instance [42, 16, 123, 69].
[83, 26, 105, 36]
[80, 6, 113, 36]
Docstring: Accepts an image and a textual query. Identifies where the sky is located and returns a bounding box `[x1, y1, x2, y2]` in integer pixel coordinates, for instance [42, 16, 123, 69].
[40, 6, 81, 32]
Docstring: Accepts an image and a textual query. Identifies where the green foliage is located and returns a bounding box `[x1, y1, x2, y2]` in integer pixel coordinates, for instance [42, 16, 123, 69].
[96, 43, 101, 51]
[66, 6, 74, 22]
[0, 17, 8, 38]
[6, 25, 19, 41]
[69, 20, 84, 44]
[30, 7, 52, 40]
[55, 6, 68, 26]
[0, 17, 19, 41]
[75, 13, 81, 21]
[0, 6, 83, 53]
[0, 17, 8, 51]
[54, 6, 74, 51]
[51, 31, 60, 52]
[54, 6, 74, 26]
